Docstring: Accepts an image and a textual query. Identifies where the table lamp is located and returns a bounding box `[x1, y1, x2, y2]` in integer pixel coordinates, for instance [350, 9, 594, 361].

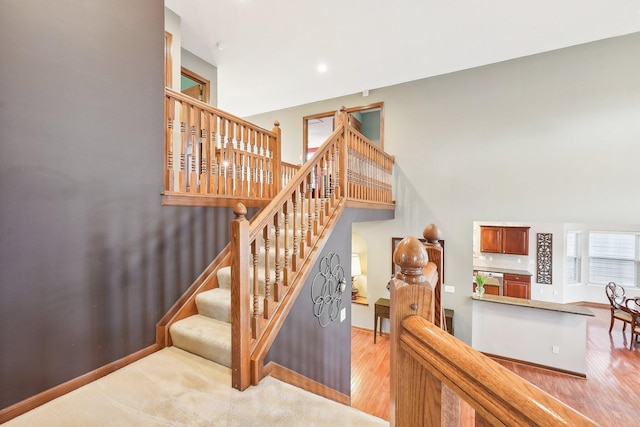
[351, 253, 362, 300]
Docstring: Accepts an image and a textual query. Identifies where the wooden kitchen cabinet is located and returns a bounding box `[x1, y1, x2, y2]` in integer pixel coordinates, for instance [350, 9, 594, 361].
[480, 226, 530, 255]
[503, 273, 531, 299]
[473, 283, 501, 296]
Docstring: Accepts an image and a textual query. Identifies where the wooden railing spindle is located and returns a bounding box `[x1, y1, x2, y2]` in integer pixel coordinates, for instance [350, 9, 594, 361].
[262, 224, 273, 319]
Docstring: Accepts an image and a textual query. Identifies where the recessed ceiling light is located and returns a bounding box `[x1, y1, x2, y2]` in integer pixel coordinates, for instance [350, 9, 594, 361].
[317, 63, 327, 73]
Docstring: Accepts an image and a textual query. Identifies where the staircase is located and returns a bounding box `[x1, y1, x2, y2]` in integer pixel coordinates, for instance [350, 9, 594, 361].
[157, 98, 396, 391]
[168, 214, 297, 369]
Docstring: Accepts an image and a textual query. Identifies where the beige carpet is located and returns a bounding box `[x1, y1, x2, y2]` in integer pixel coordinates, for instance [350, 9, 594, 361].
[5, 347, 387, 426]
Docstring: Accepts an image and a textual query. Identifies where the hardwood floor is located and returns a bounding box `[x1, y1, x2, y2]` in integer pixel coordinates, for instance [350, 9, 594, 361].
[351, 326, 391, 421]
[350, 306, 640, 425]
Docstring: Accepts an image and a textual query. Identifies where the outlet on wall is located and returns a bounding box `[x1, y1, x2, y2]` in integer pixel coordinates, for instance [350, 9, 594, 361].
[539, 288, 544, 294]
[444, 285, 455, 293]
[552, 345, 560, 354]
[340, 307, 346, 322]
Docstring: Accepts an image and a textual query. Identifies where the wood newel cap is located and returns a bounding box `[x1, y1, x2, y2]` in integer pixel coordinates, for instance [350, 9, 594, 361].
[234, 203, 247, 219]
[423, 223, 443, 245]
[393, 236, 429, 285]
[273, 120, 280, 128]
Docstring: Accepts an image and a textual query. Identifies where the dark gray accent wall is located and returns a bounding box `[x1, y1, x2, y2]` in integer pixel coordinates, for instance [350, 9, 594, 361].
[265, 207, 393, 395]
[0, 0, 232, 409]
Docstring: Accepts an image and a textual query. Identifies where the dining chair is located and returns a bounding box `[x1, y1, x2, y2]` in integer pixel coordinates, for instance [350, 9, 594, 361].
[605, 282, 631, 334]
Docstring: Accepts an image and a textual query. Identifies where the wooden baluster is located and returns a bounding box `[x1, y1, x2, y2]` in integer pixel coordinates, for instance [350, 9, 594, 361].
[231, 203, 250, 391]
[329, 144, 337, 206]
[251, 239, 260, 339]
[178, 100, 188, 192]
[390, 236, 437, 427]
[272, 121, 281, 194]
[242, 125, 249, 197]
[199, 110, 208, 194]
[306, 173, 314, 245]
[210, 114, 219, 194]
[291, 191, 299, 271]
[283, 198, 291, 284]
[258, 132, 266, 198]
[311, 165, 318, 233]
[219, 117, 228, 195]
[273, 211, 282, 301]
[319, 154, 327, 221]
[235, 123, 243, 197]
[263, 223, 273, 319]
[299, 181, 308, 259]
[228, 120, 237, 196]
[266, 133, 274, 198]
[250, 130, 258, 198]
[165, 95, 175, 192]
[351, 135, 357, 200]
[189, 106, 199, 193]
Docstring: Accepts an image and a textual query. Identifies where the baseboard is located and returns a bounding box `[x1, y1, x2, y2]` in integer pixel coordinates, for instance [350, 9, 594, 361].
[352, 325, 387, 336]
[573, 301, 608, 310]
[264, 362, 350, 406]
[0, 344, 161, 423]
[484, 352, 587, 379]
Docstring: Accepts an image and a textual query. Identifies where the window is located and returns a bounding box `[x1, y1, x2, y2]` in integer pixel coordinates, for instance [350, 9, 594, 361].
[566, 231, 581, 283]
[588, 232, 640, 287]
[180, 67, 210, 103]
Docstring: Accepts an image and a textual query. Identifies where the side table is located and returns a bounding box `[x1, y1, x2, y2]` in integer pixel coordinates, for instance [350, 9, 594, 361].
[374, 298, 390, 343]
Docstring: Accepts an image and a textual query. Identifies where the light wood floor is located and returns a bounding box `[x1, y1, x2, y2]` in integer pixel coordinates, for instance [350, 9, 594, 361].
[350, 306, 640, 425]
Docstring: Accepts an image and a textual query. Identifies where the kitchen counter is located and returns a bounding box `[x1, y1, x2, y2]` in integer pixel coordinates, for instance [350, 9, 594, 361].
[473, 266, 532, 276]
[471, 294, 593, 376]
[471, 294, 594, 316]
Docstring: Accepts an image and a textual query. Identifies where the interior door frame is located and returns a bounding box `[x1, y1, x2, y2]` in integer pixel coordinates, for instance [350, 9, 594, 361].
[303, 102, 384, 161]
[180, 66, 210, 104]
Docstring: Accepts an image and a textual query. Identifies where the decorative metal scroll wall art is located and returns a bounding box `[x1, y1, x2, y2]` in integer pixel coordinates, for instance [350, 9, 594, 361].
[311, 252, 347, 327]
[536, 233, 552, 284]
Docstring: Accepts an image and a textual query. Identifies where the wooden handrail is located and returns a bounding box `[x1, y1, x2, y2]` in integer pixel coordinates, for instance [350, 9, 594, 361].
[400, 317, 598, 426]
[228, 107, 395, 389]
[390, 236, 597, 427]
[230, 120, 348, 390]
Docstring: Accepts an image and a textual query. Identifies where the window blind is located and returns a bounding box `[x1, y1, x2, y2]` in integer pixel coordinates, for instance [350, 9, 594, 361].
[588, 232, 639, 286]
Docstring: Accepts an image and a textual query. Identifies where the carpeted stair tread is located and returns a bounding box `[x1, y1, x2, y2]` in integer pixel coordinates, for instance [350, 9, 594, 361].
[196, 288, 265, 322]
[169, 315, 231, 367]
[195, 288, 232, 323]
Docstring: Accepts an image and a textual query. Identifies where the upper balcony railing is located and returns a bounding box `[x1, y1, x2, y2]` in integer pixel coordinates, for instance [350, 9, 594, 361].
[163, 88, 286, 207]
[163, 89, 394, 208]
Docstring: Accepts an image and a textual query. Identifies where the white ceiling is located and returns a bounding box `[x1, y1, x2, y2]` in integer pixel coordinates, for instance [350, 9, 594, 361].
[166, 0, 640, 117]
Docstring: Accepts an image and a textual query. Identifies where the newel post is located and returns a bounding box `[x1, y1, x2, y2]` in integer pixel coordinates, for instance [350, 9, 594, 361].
[231, 203, 250, 391]
[337, 106, 349, 198]
[423, 223, 444, 329]
[390, 236, 438, 427]
[272, 121, 282, 195]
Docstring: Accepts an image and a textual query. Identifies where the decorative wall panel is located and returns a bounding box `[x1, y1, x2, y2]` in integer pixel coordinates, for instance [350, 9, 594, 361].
[537, 233, 552, 284]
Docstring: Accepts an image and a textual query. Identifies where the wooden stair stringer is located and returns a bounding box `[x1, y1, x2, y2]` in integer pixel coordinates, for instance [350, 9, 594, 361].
[248, 198, 347, 385]
[156, 246, 231, 347]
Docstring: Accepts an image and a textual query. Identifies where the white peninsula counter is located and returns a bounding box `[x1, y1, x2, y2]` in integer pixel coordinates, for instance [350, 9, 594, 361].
[471, 294, 594, 377]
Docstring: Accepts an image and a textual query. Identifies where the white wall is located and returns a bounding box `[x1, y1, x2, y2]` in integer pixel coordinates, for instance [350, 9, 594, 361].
[472, 300, 589, 375]
[181, 49, 218, 106]
[245, 32, 640, 344]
